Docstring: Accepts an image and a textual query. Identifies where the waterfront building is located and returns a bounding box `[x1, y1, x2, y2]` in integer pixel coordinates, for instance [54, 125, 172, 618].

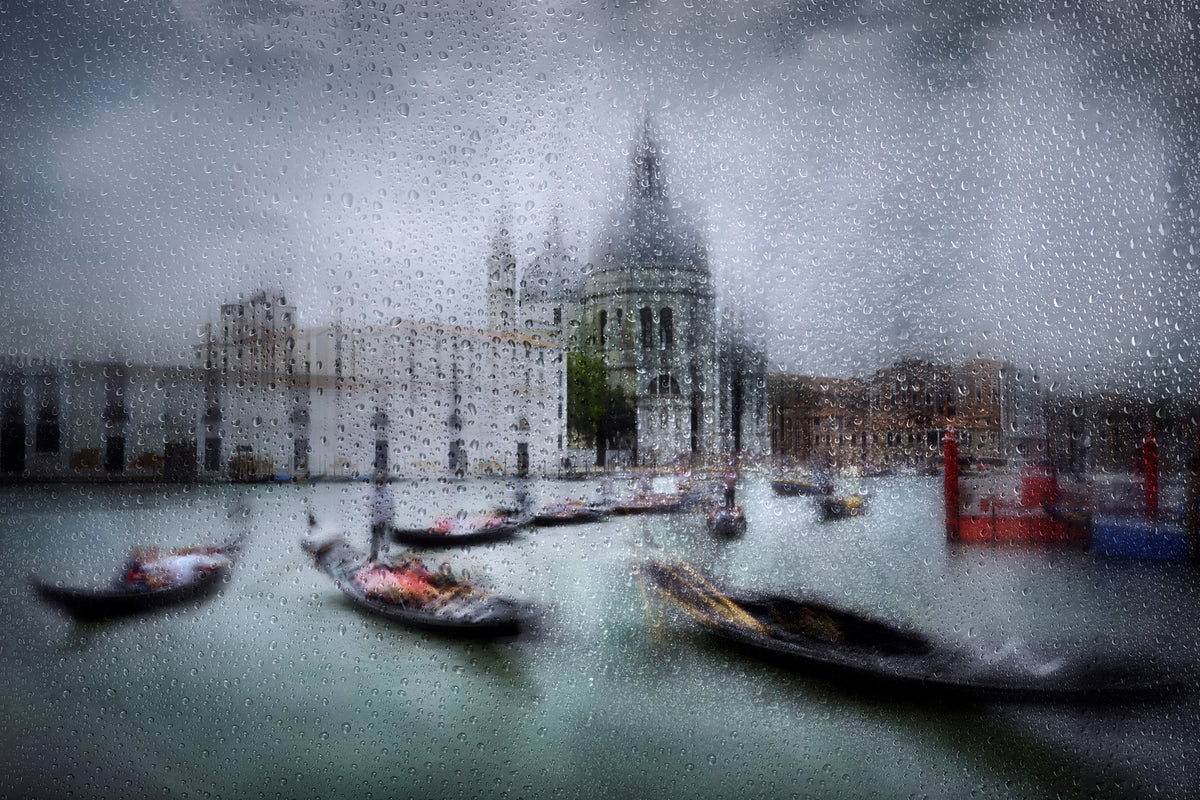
[280, 319, 564, 479]
[768, 357, 1027, 473]
[768, 374, 869, 471]
[1043, 392, 1196, 477]
[0, 289, 567, 482]
[3, 342, 1189, 485]
[196, 293, 566, 480]
[950, 358, 1024, 466]
[1, 357, 214, 481]
[1, 357, 62, 475]
[202, 290, 298, 375]
[867, 359, 953, 472]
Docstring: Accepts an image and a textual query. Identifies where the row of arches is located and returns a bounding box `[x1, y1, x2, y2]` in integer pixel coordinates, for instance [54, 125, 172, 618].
[646, 374, 680, 395]
[597, 306, 675, 350]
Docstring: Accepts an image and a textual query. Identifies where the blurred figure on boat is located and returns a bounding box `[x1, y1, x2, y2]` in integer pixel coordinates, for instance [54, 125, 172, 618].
[369, 474, 394, 562]
[122, 544, 231, 589]
[724, 464, 738, 508]
[351, 552, 477, 609]
[513, 479, 532, 518]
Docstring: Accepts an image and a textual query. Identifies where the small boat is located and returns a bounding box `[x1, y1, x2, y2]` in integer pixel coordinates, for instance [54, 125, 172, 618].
[304, 518, 527, 637]
[531, 501, 607, 527]
[607, 493, 688, 515]
[31, 536, 244, 620]
[641, 558, 1169, 702]
[771, 476, 833, 497]
[818, 492, 870, 521]
[390, 514, 523, 547]
[706, 505, 747, 537]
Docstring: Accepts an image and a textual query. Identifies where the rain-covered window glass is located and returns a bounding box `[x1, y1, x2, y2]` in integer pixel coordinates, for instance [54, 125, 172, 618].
[5, 1, 1200, 798]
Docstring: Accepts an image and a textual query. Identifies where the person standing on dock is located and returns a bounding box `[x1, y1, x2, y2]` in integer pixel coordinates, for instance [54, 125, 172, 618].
[724, 464, 738, 508]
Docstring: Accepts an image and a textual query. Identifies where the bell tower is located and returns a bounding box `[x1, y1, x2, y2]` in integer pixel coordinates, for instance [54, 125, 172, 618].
[486, 217, 517, 331]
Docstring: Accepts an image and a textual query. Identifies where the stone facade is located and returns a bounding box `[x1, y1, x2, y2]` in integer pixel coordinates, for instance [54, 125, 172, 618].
[0, 291, 566, 482]
[2, 357, 224, 481]
[769, 358, 1029, 473]
[275, 319, 565, 479]
[196, 293, 566, 479]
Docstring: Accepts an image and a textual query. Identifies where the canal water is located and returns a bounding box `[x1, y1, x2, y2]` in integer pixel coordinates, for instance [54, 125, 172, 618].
[3, 475, 1198, 799]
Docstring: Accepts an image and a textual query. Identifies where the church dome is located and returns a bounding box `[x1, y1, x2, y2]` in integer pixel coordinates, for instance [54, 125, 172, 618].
[598, 120, 707, 271]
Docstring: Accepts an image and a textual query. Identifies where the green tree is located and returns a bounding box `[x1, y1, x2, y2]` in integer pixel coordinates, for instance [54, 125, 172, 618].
[568, 351, 638, 467]
[567, 351, 607, 452]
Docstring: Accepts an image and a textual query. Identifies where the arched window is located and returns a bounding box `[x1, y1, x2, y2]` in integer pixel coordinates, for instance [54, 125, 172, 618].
[640, 307, 653, 348]
[660, 307, 673, 349]
[647, 374, 680, 395]
[598, 310, 607, 348]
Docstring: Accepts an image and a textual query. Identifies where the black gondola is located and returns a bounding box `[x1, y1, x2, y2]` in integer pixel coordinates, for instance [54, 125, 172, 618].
[389, 519, 523, 547]
[304, 520, 527, 637]
[771, 477, 833, 497]
[31, 536, 244, 621]
[531, 503, 607, 527]
[641, 558, 1170, 702]
[606, 493, 688, 515]
[706, 505, 747, 537]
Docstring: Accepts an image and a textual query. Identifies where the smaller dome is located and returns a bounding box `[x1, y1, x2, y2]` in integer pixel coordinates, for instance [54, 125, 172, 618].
[522, 236, 583, 303]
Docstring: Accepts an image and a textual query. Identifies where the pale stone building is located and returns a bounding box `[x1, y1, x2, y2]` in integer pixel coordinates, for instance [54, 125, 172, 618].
[194, 292, 565, 480]
[1, 286, 566, 483]
[279, 319, 564, 479]
[1, 356, 217, 481]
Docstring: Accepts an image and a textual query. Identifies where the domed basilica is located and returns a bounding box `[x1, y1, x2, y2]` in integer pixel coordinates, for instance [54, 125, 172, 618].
[499, 119, 768, 467]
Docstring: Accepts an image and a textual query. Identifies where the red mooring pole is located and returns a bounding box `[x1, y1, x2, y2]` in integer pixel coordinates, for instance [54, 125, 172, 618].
[943, 427, 959, 540]
[1142, 426, 1159, 519]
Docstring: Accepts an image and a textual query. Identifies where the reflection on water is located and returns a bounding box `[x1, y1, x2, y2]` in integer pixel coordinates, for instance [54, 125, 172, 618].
[2, 476, 1198, 799]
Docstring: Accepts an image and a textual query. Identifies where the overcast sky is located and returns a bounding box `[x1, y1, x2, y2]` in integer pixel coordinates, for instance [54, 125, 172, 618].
[3, 0, 1199, 395]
